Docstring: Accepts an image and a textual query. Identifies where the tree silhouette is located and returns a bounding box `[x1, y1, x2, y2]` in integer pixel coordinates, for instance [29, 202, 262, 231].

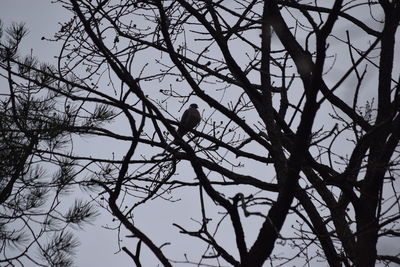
[1, 1, 400, 266]
[0, 22, 100, 266]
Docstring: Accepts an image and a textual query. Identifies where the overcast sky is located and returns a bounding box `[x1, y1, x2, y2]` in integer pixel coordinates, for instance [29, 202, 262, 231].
[1, 2, 210, 266]
[0, 1, 65, 60]
[0, 1, 136, 266]
[1, 1, 399, 267]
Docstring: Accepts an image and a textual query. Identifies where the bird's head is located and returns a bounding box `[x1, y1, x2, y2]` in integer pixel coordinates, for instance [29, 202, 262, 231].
[190, 103, 198, 109]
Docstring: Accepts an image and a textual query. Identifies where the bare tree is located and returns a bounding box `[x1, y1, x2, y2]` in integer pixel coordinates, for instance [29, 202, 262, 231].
[1, 0, 400, 266]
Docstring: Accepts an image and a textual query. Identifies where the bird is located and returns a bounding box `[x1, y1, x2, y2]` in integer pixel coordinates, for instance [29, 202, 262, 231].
[175, 103, 201, 140]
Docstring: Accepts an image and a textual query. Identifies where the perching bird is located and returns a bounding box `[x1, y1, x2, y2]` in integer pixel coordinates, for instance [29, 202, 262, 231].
[175, 103, 201, 139]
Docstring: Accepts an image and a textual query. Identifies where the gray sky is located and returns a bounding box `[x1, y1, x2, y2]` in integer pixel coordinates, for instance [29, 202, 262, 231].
[0, 1, 134, 266]
[1, 4, 211, 266]
[0, 1, 65, 61]
[1, 1, 399, 267]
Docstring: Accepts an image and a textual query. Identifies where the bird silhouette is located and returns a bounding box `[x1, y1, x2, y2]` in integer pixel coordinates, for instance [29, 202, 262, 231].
[175, 103, 201, 140]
